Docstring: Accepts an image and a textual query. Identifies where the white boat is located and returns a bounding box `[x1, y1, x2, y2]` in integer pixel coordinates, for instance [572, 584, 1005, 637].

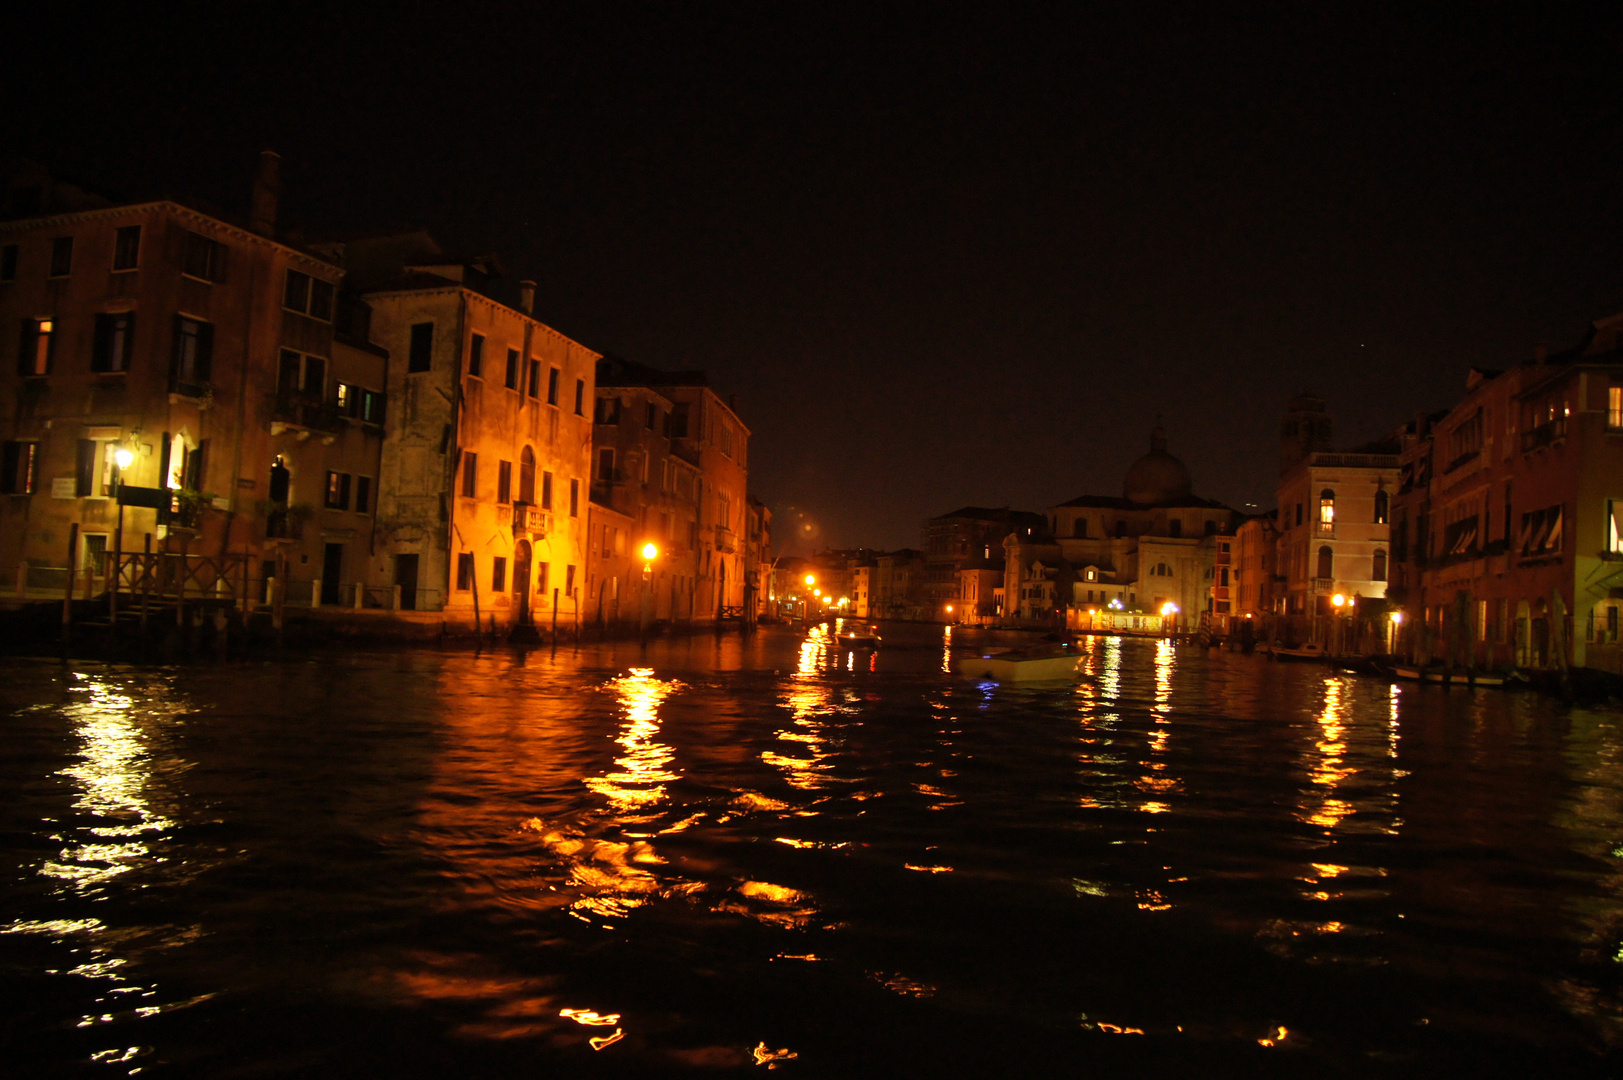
[837, 623, 882, 648]
[957, 644, 1082, 682]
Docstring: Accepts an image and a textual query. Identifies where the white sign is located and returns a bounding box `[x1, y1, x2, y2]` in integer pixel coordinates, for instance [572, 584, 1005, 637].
[52, 477, 76, 499]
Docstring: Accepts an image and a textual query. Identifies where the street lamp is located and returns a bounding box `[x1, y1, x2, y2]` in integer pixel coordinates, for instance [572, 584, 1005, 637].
[639, 542, 658, 645]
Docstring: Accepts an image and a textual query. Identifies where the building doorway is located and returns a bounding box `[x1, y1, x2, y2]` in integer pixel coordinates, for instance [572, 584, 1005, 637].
[395, 554, 419, 611]
[514, 540, 532, 624]
[322, 543, 344, 606]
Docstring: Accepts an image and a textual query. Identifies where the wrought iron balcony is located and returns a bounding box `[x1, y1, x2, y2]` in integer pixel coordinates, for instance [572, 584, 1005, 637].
[512, 502, 549, 538]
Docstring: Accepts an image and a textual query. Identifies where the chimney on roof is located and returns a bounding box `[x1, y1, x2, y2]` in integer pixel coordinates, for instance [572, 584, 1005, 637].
[728, 393, 738, 412]
[249, 151, 280, 238]
[519, 280, 536, 315]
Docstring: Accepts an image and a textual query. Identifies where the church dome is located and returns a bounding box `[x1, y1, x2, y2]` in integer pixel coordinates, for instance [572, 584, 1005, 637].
[1123, 426, 1193, 505]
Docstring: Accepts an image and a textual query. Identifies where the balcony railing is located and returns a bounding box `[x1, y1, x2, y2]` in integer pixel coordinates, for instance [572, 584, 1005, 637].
[1314, 521, 1336, 538]
[1521, 416, 1567, 452]
[272, 393, 347, 434]
[714, 525, 737, 553]
[512, 502, 549, 538]
[1312, 577, 1334, 594]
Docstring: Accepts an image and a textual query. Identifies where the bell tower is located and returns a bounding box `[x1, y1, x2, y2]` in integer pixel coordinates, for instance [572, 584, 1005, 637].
[1280, 395, 1333, 474]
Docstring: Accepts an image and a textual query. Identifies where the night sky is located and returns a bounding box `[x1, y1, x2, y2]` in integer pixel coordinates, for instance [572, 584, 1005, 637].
[6, 7, 1621, 550]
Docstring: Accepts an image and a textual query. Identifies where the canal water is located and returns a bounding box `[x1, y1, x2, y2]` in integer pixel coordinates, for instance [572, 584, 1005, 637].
[3, 624, 1622, 1077]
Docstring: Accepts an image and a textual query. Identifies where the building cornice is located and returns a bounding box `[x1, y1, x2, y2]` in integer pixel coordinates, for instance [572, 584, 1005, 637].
[0, 200, 340, 275]
[364, 285, 602, 358]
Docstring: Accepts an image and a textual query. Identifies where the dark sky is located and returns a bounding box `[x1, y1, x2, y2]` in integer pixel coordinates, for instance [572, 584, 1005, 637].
[7, 6, 1622, 550]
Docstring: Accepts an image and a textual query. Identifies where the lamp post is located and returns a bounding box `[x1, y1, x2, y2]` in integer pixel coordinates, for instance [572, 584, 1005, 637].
[110, 444, 135, 619]
[640, 541, 658, 646]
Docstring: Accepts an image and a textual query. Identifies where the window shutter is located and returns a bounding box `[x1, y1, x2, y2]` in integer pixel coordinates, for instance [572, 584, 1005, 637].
[185, 439, 207, 491]
[76, 439, 96, 497]
[120, 313, 136, 372]
[158, 432, 171, 492]
[17, 319, 35, 376]
[339, 473, 351, 510]
[92, 314, 112, 372]
[0, 442, 18, 494]
[195, 321, 214, 382]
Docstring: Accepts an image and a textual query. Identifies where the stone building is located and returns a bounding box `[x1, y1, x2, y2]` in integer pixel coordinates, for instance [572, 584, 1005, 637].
[922, 506, 1045, 620]
[592, 358, 751, 623]
[1013, 425, 1240, 631]
[0, 154, 385, 608]
[316, 231, 598, 628]
[1389, 316, 1623, 673]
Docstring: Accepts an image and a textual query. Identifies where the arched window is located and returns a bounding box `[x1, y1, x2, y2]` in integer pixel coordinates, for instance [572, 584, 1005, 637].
[1155, 562, 1171, 577]
[1372, 548, 1387, 581]
[1074, 517, 1088, 538]
[519, 446, 536, 503]
[1316, 545, 1333, 580]
[1318, 489, 1335, 532]
[1374, 489, 1389, 525]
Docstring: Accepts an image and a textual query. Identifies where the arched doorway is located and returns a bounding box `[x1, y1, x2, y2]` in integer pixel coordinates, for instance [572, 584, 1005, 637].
[514, 540, 532, 624]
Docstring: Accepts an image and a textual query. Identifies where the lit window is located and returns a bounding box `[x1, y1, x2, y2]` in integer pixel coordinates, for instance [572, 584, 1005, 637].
[1610, 385, 1623, 430]
[21, 318, 54, 375]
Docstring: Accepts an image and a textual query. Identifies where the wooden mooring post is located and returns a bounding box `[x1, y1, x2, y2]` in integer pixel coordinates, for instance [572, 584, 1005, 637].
[61, 523, 79, 645]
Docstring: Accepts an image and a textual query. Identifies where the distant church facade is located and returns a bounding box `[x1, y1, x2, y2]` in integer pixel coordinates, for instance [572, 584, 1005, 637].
[1001, 426, 1240, 627]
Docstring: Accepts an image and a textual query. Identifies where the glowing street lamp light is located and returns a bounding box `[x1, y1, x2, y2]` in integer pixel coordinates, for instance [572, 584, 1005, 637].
[1331, 593, 1346, 608]
[114, 447, 135, 471]
[639, 542, 659, 645]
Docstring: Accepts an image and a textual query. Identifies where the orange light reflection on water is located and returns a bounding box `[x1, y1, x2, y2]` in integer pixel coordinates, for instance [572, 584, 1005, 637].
[583, 668, 681, 815]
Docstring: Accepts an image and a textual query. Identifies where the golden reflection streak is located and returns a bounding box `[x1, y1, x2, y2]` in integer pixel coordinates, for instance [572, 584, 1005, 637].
[1298, 676, 1358, 831]
[765, 638, 843, 789]
[1388, 683, 1401, 758]
[942, 624, 954, 673]
[583, 668, 680, 815]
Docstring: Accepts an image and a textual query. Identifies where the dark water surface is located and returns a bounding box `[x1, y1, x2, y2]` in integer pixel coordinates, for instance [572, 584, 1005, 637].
[4, 624, 1623, 1077]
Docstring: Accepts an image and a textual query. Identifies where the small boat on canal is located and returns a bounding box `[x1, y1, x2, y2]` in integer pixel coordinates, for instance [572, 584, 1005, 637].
[1387, 664, 1512, 687]
[1269, 641, 1327, 662]
[957, 642, 1082, 682]
[837, 623, 882, 648]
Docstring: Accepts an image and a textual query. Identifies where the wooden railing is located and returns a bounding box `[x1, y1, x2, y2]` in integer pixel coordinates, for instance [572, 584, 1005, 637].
[112, 551, 252, 603]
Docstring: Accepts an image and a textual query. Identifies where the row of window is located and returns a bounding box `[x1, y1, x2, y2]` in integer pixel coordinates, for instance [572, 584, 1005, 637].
[324, 471, 373, 513]
[1288, 490, 1391, 530]
[414, 325, 588, 413]
[0, 435, 205, 497]
[0, 226, 232, 286]
[454, 552, 578, 597]
[596, 396, 695, 440]
[459, 452, 581, 514]
[1309, 546, 1389, 581]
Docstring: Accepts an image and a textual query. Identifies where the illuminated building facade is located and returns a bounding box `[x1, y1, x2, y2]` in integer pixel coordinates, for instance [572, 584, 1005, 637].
[1231, 511, 1281, 621]
[1275, 437, 1399, 634]
[593, 358, 752, 623]
[1015, 426, 1240, 631]
[0, 156, 385, 606]
[588, 380, 702, 625]
[923, 506, 1045, 620]
[1389, 316, 1623, 672]
[322, 231, 597, 626]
